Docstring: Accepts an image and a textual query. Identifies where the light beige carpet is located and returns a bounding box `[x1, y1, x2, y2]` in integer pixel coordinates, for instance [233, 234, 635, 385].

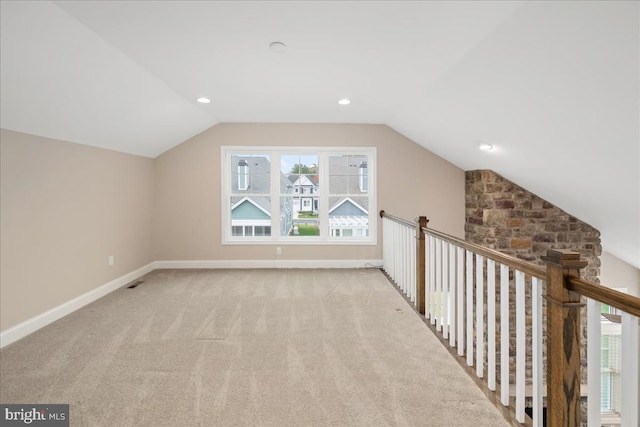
[0, 268, 510, 426]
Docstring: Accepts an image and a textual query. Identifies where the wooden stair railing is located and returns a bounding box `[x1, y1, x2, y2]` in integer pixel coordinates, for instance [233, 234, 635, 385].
[380, 210, 640, 427]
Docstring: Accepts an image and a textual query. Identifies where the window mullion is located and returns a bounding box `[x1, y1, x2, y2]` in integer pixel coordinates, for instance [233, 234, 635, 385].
[271, 151, 281, 240]
[318, 152, 328, 240]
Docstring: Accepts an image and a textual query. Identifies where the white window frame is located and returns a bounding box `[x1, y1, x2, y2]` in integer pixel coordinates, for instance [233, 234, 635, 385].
[222, 146, 377, 245]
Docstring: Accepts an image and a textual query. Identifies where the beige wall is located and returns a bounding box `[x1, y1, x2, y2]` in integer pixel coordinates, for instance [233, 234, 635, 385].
[0, 129, 155, 331]
[1, 123, 464, 333]
[154, 123, 465, 261]
[601, 251, 640, 297]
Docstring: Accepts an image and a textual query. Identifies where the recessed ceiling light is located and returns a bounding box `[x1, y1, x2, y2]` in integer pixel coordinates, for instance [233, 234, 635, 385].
[479, 143, 494, 151]
[269, 41, 287, 54]
[196, 97, 211, 104]
[338, 98, 351, 106]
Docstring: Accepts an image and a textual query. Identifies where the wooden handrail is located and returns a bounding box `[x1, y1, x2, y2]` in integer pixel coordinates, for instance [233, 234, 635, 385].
[567, 276, 640, 317]
[381, 209, 546, 279]
[422, 223, 546, 280]
[379, 210, 417, 229]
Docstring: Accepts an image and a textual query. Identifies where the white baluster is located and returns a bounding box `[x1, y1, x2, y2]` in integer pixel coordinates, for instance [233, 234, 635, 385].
[436, 238, 442, 332]
[621, 312, 639, 427]
[425, 235, 431, 320]
[404, 226, 410, 297]
[587, 299, 601, 427]
[394, 222, 399, 286]
[457, 246, 464, 356]
[515, 270, 525, 423]
[487, 259, 496, 391]
[449, 243, 456, 347]
[398, 224, 407, 295]
[412, 228, 417, 304]
[383, 218, 388, 273]
[532, 277, 543, 427]
[500, 263, 510, 406]
[404, 226, 409, 296]
[389, 219, 393, 277]
[410, 227, 416, 303]
[476, 255, 484, 378]
[466, 250, 474, 367]
[442, 240, 449, 339]
[430, 237, 437, 325]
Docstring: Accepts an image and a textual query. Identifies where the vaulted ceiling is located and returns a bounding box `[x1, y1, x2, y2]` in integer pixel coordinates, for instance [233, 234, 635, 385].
[1, 1, 638, 268]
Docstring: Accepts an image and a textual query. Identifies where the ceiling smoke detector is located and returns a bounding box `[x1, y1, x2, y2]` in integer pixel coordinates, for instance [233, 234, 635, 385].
[269, 42, 287, 54]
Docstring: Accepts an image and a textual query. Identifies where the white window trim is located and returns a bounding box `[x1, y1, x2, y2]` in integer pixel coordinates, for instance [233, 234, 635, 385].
[222, 146, 376, 245]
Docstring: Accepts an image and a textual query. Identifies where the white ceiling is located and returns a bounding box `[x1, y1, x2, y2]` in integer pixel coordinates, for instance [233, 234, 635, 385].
[1, 1, 638, 269]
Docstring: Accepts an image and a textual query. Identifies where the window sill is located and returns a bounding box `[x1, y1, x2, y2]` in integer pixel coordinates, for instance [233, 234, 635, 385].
[222, 239, 377, 246]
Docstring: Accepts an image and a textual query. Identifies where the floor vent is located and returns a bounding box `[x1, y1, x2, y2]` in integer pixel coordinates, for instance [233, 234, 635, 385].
[127, 280, 144, 289]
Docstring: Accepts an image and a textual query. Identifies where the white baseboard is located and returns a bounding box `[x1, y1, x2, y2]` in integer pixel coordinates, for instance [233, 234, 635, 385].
[155, 259, 383, 269]
[0, 262, 156, 349]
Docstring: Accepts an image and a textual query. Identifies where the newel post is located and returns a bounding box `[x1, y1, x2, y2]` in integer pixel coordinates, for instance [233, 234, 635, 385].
[415, 216, 428, 314]
[541, 249, 587, 427]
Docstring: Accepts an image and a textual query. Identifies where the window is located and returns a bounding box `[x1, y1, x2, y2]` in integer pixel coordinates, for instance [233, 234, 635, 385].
[600, 334, 621, 413]
[599, 290, 626, 416]
[222, 146, 376, 244]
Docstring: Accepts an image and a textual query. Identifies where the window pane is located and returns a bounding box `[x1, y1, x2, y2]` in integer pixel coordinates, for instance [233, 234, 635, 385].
[329, 154, 368, 195]
[230, 196, 271, 237]
[282, 154, 320, 237]
[601, 372, 612, 411]
[283, 156, 319, 197]
[231, 155, 271, 194]
[328, 155, 346, 194]
[254, 226, 271, 237]
[329, 175, 345, 194]
[328, 154, 349, 175]
[280, 196, 294, 236]
[292, 222, 320, 236]
[328, 196, 369, 238]
[281, 154, 319, 176]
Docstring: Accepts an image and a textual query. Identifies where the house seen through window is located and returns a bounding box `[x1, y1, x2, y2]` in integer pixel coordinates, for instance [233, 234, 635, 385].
[222, 147, 376, 244]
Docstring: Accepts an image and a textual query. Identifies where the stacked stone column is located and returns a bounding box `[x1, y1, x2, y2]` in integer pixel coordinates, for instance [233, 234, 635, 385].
[465, 170, 600, 424]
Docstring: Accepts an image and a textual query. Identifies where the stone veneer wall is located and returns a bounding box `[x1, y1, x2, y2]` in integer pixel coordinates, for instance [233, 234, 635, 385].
[465, 170, 601, 425]
[465, 170, 601, 281]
